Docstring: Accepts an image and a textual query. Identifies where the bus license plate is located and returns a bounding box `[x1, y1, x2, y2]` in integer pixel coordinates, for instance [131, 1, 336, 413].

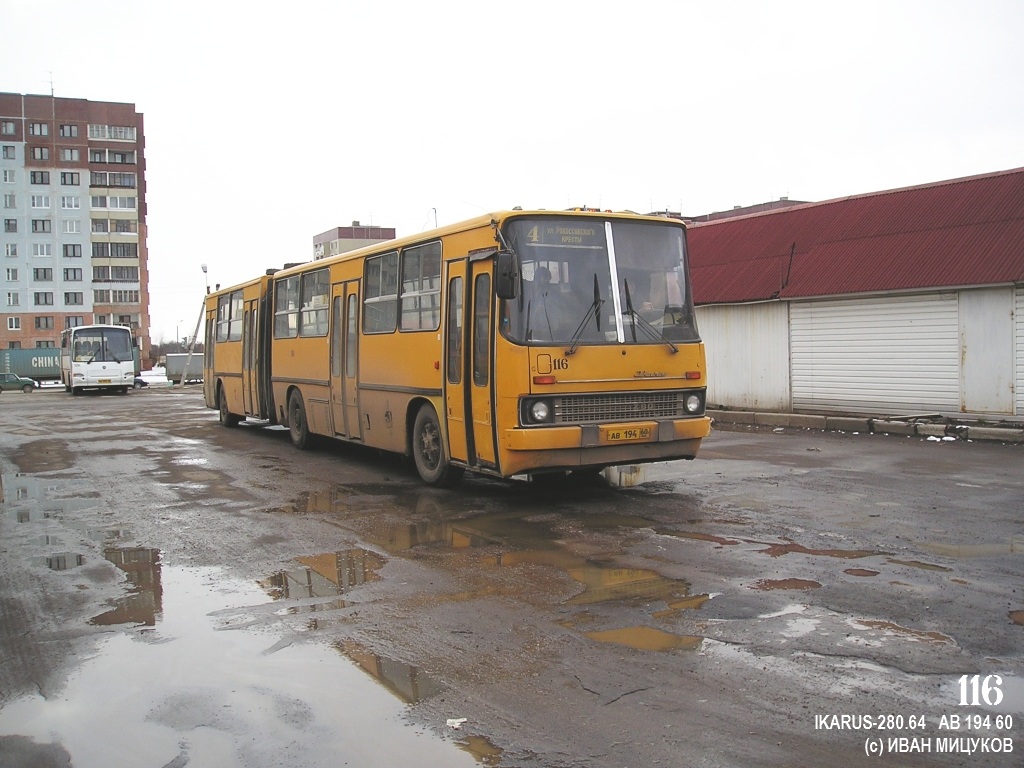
[606, 426, 651, 442]
[98, 379, 111, 384]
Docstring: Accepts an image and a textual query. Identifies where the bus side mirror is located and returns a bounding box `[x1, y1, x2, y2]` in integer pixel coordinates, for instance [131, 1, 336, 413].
[494, 250, 519, 300]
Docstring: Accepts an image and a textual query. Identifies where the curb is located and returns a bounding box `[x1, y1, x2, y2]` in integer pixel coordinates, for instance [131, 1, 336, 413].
[707, 410, 1024, 444]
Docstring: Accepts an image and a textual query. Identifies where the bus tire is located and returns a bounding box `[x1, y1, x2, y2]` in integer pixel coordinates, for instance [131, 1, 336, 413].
[412, 405, 464, 488]
[288, 390, 311, 449]
[218, 385, 241, 427]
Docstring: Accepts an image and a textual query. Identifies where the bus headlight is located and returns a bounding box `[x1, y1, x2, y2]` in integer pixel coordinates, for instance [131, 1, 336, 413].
[685, 394, 703, 414]
[530, 401, 551, 423]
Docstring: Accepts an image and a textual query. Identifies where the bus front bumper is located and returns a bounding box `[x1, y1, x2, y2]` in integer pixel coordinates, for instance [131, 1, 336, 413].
[500, 416, 712, 475]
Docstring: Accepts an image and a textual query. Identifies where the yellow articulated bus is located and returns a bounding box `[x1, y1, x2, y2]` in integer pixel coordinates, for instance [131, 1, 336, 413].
[203, 209, 711, 486]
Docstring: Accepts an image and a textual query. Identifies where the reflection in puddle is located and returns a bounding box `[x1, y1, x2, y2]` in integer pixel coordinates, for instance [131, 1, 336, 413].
[456, 733, 504, 767]
[336, 639, 442, 703]
[922, 538, 1024, 558]
[38, 553, 84, 571]
[855, 620, 955, 645]
[91, 548, 163, 627]
[263, 548, 386, 600]
[584, 626, 703, 652]
[0, 566, 481, 768]
[750, 578, 822, 591]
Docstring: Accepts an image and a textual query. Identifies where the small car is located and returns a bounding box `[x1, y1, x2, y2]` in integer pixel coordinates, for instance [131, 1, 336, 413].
[0, 373, 37, 393]
[133, 376, 149, 389]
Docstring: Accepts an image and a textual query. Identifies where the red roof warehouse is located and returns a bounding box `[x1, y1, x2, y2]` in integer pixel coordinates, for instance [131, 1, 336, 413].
[687, 167, 1024, 305]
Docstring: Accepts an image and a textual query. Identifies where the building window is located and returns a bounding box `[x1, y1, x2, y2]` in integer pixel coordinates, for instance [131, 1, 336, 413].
[29, 123, 49, 136]
[89, 124, 136, 141]
[110, 243, 137, 258]
[2, 193, 14, 208]
[63, 268, 82, 281]
[63, 244, 82, 258]
[108, 151, 135, 164]
[109, 172, 136, 188]
[91, 219, 108, 233]
[111, 290, 138, 303]
[2, 146, 15, 159]
[89, 149, 105, 163]
[59, 124, 79, 138]
[112, 219, 137, 234]
[35, 340, 56, 348]
[32, 244, 52, 257]
[108, 196, 136, 209]
[64, 292, 84, 305]
[93, 265, 139, 281]
[7, 317, 20, 331]
[31, 195, 50, 209]
[6, 292, 19, 306]
[59, 148, 80, 162]
[91, 196, 107, 208]
[61, 172, 80, 185]
[33, 268, 53, 281]
[30, 171, 50, 184]
[62, 220, 80, 234]
[61, 196, 80, 209]
[33, 292, 53, 306]
[5, 243, 17, 257]
[8, 341, 22, 349]
[0, 121, 14, 135]
[94, 289, 109, 303]
[2, 170, 14, 183]
[31, 219, 51, 233]
[65, 316, 83, 328]
[5, 268, 17, 280]
[31, 147, 49, 160]
[4, 219, 17, 233]
[35, 316, 54, 330]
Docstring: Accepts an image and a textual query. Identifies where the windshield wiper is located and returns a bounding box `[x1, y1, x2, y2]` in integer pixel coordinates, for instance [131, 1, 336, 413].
[566, 274, 604, 355]
[622, 279, 677, 353]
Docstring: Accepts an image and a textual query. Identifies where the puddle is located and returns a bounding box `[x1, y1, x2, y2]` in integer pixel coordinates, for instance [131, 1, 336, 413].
[652, 593, 713, 619]
[660, 530, 741, 547]
[584, 625, 703, 652]
[757, 542, 880, 559]
[844, 568, 880, 577]
[1009, 611, 1024, 626]
[0, 565, 481, 768]
[456, 733, 504, 766]
[854, 620, 955, 645]
[750, 578, 822, 591]
[887, 558, 952, 572]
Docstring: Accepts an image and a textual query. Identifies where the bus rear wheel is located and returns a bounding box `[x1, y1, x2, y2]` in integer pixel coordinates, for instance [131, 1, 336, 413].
[288, 390, 311, 449]
[412, 405, 464, 487]
[218, 385, 240, 427]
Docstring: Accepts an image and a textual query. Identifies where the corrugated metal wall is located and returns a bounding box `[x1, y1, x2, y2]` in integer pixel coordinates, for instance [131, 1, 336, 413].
[697, 302, 790, 411]
[790, 294, 961, 415]
[1017, 287, 1024, 417]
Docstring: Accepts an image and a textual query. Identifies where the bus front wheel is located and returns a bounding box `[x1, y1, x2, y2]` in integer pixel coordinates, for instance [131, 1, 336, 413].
[412, 405, 464, 487]
[288, 390, 311, 449]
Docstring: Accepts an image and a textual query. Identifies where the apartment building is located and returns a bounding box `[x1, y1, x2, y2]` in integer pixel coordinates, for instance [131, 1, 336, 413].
[0, 92, 149, 355]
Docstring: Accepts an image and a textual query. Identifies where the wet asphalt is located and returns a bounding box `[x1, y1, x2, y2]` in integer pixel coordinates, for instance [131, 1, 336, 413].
[0, 387, 1021, 768]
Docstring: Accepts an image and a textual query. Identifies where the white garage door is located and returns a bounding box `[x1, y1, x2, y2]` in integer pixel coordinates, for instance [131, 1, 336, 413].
[791, 294, 960, 416]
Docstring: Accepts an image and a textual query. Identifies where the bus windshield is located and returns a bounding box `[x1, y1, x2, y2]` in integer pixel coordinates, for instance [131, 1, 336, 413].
[72, 326, 133, 363]
[502, 217, 700, 347]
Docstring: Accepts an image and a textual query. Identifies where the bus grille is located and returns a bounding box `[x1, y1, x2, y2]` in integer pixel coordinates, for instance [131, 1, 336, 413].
[554, 391, 687, 424]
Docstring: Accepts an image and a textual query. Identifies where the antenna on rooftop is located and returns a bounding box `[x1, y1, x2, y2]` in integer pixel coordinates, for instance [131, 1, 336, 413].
[48, 71, 54, 97]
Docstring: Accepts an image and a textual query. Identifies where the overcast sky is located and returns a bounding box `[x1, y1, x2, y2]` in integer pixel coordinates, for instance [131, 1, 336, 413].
[3, 0, 1023, 344]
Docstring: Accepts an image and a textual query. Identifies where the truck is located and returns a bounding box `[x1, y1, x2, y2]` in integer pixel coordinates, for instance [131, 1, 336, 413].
[164, 352, 203, 385]
[0, 349, 62, 385]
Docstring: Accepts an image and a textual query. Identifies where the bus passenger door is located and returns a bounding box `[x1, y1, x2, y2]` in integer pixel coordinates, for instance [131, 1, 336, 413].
[242, 300, 258, 415]
[465, 259, 498, 469]
[330, 281, 362, 440]
[443, 261, 469, 465]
